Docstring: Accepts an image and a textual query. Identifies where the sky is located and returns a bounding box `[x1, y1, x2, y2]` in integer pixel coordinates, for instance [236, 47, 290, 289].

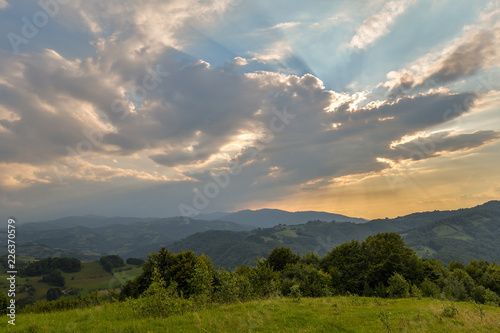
[0, 0, 499, 223]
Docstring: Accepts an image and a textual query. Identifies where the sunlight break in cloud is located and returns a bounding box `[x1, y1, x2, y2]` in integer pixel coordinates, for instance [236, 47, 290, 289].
[348, 0, 415, 49]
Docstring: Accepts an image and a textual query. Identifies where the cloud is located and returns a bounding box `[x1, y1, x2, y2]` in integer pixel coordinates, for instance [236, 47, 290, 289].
[381, 7, 500, 97]
[251, 39, 293, 62]
[268, 22, 301, 30]
[0, 0, 8, 10]
[1, 0, 499, 221]
[386, 130, 500, 162]
[348, 0, 415, 49]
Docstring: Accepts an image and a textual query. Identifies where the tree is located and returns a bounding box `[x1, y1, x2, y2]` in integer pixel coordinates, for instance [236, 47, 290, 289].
[266, 247, 300, 271]
[21, 258, 81, 276]
[363, 232, 422, 288]
[387, 273, 410, 298]
[41, 269, 65, 287]
[126, 257, 145, 266]
[448, 260, 466, 272]
[100, 255, 125, 273]
[122, 248, 214, 299]
[46, 288, 62, 301]
[321, 240, 367, 294]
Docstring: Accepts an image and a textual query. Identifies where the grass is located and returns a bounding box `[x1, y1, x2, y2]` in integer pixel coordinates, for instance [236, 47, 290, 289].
[6, 296, 500, 332]
[0, 262, 142, 301]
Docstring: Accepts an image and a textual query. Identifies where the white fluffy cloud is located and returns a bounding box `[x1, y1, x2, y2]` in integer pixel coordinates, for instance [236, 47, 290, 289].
[348, 0, 416, 49]
[1, 0, 499, 221]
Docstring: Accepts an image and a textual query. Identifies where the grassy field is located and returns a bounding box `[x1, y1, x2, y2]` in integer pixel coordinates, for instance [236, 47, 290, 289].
[6, 296, 500, 332]
[0, 261, 142, 301]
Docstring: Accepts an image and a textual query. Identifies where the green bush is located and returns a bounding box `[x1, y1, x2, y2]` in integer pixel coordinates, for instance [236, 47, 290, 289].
[484, 288, 500, 306]
[134, 268, 193, 318]
[442, 303, 459, 318]
[420, 278, 441, 298]
[46, 288, 62, 301]
[0, 292, 9, 314]
[387, 273, 410, 298]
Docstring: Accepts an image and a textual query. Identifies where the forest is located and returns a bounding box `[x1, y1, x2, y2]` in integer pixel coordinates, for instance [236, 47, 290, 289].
[5, 232, 499, 318]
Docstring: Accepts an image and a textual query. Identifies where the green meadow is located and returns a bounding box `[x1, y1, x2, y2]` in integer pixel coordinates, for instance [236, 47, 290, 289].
[0, 261, 142, 302]
[6, 296, 500, 332]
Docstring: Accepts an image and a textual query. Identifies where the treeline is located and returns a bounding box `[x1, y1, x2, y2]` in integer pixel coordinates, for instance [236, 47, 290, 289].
[120, 232, 500, 307]
[12, 232, 500, 316]
[20, 257, 82, 276]
[100, 255, 125, 273]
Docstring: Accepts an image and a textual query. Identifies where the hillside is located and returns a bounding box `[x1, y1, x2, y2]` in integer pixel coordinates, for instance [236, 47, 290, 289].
[18, 215, 160, 230]
[17, 218, 254, 260]
[168, 201, 500, 267]
[404, 201, 500, 264]
[14, 201, 500, 265]
[0, 260, 142, 304]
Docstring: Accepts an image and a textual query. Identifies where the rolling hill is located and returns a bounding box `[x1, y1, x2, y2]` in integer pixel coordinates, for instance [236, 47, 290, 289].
[168, 201, 500, 267]
[13, 201, 500, 266]
[15, 217, 254, 260]
[403, 200, 500, 264]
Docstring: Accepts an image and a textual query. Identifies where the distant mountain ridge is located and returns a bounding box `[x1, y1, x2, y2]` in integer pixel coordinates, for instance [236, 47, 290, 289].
[15, 217, 254, 260]
[168, 201, 500, 267]
[11, 201, 500, 266]
[196, 208, 368, 227]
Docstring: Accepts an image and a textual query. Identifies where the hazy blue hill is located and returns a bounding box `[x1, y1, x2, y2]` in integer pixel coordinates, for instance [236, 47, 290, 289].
[194, 211, 230, 221]
[19, 215, 160, 230]
[16, 201, 500, 265]
[0, 242, 100, 260]
[211, 208, 367, 228]
[17, 218, 254, 260]
[168, 201, 500, 267]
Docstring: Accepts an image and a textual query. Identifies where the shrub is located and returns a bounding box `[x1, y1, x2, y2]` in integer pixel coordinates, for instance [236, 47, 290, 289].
[46, 288, 62, 301]
[442, 303, 458, 318]
[420, 278, 441, 298]
[387, 273, 410, 298]
[134, 268, 192, 318]
[250, 259, 281, 298]
[484, 288, 500, 306]
[410, 284, 422, 299]
[0, 292, 9, 314]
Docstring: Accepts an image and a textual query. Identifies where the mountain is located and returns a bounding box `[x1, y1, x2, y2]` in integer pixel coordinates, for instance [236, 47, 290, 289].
[194, 211, 230, 221]
[17, 217, 254, 260]
[403, 201, 500, 264]
[15, 201, 500, 266]
[202, 208, 368, 228]
[168, 201, 500, 267]
[18, 215, 161, 230]
[0, 242, 100, 261]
